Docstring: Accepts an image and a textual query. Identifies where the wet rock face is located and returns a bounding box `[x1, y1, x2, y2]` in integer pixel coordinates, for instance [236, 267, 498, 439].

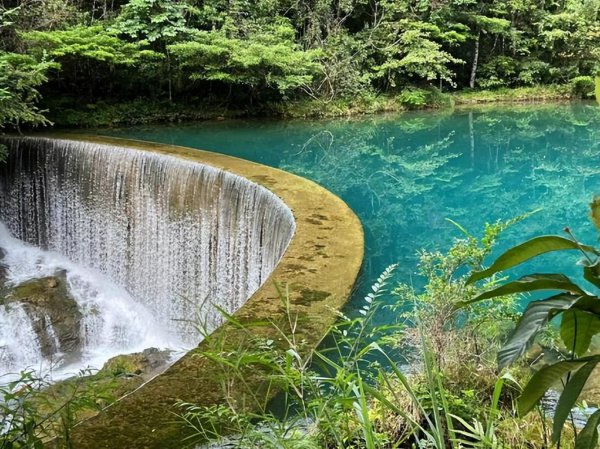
[4, 272, 83, 360]
[0, 247, 7, 287]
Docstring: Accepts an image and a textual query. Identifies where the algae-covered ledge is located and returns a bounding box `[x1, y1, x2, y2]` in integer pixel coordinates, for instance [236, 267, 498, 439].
[35, 134, 364, 449]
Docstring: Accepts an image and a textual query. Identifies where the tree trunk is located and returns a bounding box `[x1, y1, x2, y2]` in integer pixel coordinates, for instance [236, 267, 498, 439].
[469, 31, 480, 89]
[166, 49, 173, 103]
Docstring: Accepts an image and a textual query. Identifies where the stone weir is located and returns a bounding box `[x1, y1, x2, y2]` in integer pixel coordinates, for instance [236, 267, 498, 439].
[0, 135, 364, 448]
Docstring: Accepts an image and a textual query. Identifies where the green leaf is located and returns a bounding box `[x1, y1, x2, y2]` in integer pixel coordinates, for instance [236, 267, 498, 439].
[553, 360, 600, 442]
[461, 274, 586, 306]
[560, 309, 600, 357]
[498, 293, 582, 367]
[467, 236, 596, 284]
[518, 359, 589, 416]
[565, 296, 600, 317]
[576, 409, 600, 449]
[584, 261, 600, 289]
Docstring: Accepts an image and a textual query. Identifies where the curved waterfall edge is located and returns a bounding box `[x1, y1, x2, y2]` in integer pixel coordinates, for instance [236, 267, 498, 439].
[4, 134, 365, 449]
[0, 135, 296, 376]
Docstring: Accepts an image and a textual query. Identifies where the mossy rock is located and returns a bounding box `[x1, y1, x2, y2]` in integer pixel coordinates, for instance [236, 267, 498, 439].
[102, 348, 172, 378]
[36, 348, 173, 427]
[6, 272, 83, 359]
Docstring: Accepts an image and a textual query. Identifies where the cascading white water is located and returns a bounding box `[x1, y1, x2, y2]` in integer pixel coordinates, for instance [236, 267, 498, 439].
[0, 223, 173, 378]
[0, 299, 43, 373]
[0, 137, 295, 376]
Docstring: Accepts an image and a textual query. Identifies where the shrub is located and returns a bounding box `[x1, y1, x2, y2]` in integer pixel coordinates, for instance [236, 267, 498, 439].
[570, 76, 595, 98]
[398, 88, 428, 109]
[0, 368, 119, 447]
[461, 197, 600, 448]
[398, 87, 453, 110]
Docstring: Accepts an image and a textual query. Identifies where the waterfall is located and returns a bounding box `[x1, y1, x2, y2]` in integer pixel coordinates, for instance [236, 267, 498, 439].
[0, 223, 172, 377]
[0, 300, 43, 372]
[0, 137, 295, 374]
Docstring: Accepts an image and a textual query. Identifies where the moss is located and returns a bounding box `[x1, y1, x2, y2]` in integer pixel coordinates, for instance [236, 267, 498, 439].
[282, 264, 308, 275]
[36, 367, 146, 429]
[101, 348, 172, 377]
[103, 355, 144, 377]
[298, 288, 331, 304]
[10, 275, 64, 301]
[250, 174, 279, 187]
[0, 247, 8, 289]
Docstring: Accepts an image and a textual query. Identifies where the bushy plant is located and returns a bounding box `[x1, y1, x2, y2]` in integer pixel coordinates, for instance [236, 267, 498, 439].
[461, 197, 600, 448]
[478, 56, 519, 89]
[310, 31, 373, 102]
[0, 52, 56, 131]
[570, 76, 596, 99]
[0, 371, 46, 448]
[179, 266, 401, 448]
[383, 219, 536, 447]
[168, 19, 321, 100]
[398, 88, 428, 109]
[395, 218, 521, 364]
[398, 87, 452, 110]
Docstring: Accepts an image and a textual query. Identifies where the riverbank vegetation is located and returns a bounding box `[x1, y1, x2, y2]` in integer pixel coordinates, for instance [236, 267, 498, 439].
[177, 209, 600, 449]
[3, 0, 600, 446]
[0, 349, 173, 447]
[4, 206, 600, 448]
[1, 0, 599, 129]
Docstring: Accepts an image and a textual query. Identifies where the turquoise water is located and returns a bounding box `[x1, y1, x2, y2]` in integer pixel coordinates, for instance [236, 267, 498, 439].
[106, 102, 600, 318]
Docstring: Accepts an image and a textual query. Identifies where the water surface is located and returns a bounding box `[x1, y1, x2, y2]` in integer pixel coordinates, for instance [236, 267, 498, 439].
[107, 103, 600, 318]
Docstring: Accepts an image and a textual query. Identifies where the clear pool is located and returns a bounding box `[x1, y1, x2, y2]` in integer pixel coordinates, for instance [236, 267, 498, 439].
[106, 102, 600, 319]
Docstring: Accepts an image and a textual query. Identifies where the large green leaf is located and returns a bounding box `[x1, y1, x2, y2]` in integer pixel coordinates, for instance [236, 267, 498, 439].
[571, 295, 600, 316]
[518, 359, 588, 416]
[459, 274, 585, 307]
[584, 261, 600, 289]
[575, 408, 600, 449]
[498, 293, 582, 368]
[467, 236, 596, 284]
[560, 309, 600, 357]
[553, 359, 600, 442]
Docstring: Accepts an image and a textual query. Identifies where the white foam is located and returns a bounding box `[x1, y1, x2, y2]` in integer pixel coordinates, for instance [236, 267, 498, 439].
[0, 223, 182, 380]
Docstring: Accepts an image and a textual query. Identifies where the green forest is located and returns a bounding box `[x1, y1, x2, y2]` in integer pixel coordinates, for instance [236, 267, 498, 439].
[5, 1, 600, 448]
[1, 0, 599, 128]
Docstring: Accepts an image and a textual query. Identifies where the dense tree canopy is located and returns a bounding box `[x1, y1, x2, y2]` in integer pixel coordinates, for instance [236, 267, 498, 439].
[0, 52, 54, 129]
[0, 0, 599, 127]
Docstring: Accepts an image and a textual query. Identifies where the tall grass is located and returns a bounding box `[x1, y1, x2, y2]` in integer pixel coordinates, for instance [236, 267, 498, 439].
[179, 221, 566, 448]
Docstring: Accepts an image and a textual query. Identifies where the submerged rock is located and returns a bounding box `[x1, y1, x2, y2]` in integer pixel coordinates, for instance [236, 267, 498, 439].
[5, 272, 83, 360]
